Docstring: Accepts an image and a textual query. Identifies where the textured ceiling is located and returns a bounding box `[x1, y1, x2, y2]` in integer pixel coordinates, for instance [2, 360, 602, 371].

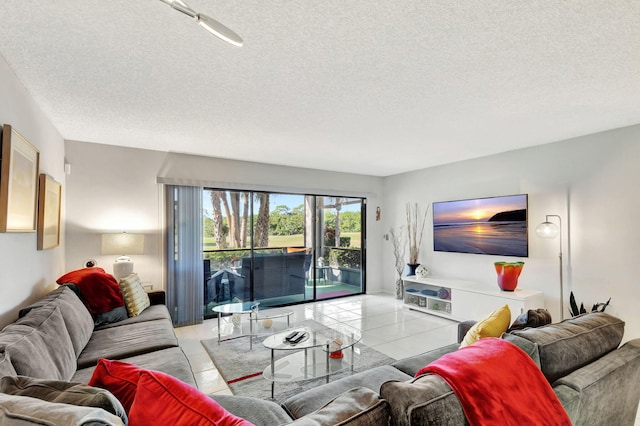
[0, 1, 638, 176]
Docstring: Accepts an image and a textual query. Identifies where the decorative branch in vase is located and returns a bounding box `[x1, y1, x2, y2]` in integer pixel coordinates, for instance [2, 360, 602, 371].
[389, 227, 405, 299]
[406, 202, 429, 276]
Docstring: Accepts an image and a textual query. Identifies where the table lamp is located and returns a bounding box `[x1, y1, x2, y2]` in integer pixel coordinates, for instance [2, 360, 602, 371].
[101, 232, 145, 279]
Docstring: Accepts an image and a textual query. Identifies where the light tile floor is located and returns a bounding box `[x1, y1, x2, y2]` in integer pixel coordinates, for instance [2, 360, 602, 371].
[174, 292, 458, 395]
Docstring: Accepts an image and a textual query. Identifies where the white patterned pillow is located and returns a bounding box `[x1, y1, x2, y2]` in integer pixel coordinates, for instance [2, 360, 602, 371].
[118, 273, 150, 317]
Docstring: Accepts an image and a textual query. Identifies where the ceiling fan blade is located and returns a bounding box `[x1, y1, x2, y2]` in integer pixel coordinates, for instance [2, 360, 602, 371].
[168, 0, 197, 18]
[158, 0, 243, 47]
[197, 13, 243, 47]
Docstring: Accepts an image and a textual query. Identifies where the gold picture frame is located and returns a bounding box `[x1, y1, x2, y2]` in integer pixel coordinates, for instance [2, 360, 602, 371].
[0, 124, 40, 232]
[37, 174, 62, 250]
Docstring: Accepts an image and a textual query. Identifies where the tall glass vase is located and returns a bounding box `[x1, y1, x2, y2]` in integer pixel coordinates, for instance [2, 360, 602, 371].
[395, 277, 404, 299]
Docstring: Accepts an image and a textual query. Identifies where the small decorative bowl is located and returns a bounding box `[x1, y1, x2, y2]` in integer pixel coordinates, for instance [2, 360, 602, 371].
[415, 265, 429, 278]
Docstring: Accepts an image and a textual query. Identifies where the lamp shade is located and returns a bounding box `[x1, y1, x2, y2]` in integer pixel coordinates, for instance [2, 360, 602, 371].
[101, 233, 145, 256]
[536, 221, 559, 239]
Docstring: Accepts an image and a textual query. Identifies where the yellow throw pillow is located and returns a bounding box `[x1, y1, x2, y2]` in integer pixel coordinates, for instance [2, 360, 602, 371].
[118, 273, 150, 317]
[460, 304, 511, 348]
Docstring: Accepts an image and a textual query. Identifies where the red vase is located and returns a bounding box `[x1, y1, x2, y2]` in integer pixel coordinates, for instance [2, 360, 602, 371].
[494, 262, 524, 291]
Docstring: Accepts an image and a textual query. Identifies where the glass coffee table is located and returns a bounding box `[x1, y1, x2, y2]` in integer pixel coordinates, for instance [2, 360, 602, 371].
[213, 302, 293, 350]
[262, 324, 361, 398]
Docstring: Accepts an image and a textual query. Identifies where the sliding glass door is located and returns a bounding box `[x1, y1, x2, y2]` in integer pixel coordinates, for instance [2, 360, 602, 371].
[315, 197, 364, 300]
[202, 190, 251, 318]
[251, 192, 310, 307]
[202, 189, 364, 318]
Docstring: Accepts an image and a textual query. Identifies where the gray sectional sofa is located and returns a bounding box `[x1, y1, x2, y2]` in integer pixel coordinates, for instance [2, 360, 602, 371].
[211, 312, 640, 426]
[1, 285, 640, 425]
[0, 285, 195, 423]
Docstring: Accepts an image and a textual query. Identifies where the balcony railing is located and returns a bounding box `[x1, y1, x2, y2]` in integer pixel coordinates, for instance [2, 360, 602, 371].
[202, 246, 362, 318]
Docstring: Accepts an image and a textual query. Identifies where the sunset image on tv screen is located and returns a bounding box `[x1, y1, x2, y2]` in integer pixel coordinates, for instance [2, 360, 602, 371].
[433, 194, 528, 257]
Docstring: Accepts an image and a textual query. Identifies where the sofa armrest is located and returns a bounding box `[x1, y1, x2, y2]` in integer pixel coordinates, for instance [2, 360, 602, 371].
[287, 387, 389, 426]
[208, 394, 292, 426]
[281, 365, 410, 419]
[380, 375, 466, 426]
[0, 393, 126, 425]
[552, 339, 640, 426]
[147, 291, 166, 306]
[458, 320, 476, 343]
[391, 344, 459, 377]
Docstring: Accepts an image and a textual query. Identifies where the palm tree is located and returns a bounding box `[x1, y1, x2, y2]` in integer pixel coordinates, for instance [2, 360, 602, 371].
[209, 191, 227, 249]
[239, 192, 249, 247]
[255, 193, 270, 247]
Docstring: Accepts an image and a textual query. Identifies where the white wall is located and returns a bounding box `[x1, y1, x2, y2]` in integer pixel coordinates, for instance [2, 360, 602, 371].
[382, 124, 640, 342]
[64, 141, 166, 289]
[64, 143, 385, 293]
[0, 56, 66, 327]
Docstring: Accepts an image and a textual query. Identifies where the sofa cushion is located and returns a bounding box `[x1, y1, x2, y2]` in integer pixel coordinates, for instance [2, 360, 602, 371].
[1, 306, 76, 380]
[508, 308, 552, 332]
[89, 358, 142, 413]
[17, 285, 94, 356]
[93, 306, 129, 326]
[509, 312, 624, 383]
[0, 353, 17, 378]
[281, 365, 411, 419]
[129, 370, 253, 425]
[286, 387, 389, 426]
[500, 333, 541, 367]
[94, 304, 172, 330]
[77, 318, 178, 368]
[75, 346, 197, 387]
[210, 395, 293, 426]
[380, 375, 466, 426]
[0, 375, 127, 423]
[118, 273, 151, 317]
[460, 304, 511, 347]
[0, 393, 125, 426]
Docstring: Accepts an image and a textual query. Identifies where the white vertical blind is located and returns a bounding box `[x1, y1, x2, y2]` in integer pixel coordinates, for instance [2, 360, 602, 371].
[165, 185, 204, 326]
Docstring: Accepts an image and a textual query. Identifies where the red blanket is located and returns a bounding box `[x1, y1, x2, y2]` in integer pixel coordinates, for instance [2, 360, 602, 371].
[57, 267, 124, 314]
[414, 338, 571, 426]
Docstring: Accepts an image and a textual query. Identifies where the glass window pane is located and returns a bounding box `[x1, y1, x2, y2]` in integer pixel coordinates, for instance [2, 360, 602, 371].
[201, 189, 365, 317]
[317, 197, 363, 300]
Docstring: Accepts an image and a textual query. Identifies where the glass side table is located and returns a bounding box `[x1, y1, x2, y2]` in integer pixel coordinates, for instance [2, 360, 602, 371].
[212, 302, 293, 350]
[262, 324, 361, 398]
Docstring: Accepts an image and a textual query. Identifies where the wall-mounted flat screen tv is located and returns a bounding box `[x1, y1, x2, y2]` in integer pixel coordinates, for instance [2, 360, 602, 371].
[433, 194, 528, 257]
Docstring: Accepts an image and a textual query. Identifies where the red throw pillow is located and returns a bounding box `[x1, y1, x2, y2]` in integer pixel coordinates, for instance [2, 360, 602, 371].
[56, 268, 124, 314]
[57, 267, 107, 284]
[129, 370, 254, 426]
[88, 358, 142, 413]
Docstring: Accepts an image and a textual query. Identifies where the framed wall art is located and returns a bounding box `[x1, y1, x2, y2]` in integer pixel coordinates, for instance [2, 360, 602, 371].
[0, 124, 40, 232]
[37, 174, 62, 250]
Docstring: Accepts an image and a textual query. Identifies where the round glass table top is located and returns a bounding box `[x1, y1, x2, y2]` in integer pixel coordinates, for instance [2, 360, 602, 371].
[263, 324, 361, 352]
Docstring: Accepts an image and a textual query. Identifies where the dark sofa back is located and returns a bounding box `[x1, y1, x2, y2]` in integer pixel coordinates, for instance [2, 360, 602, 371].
[508, 312, 624, 383]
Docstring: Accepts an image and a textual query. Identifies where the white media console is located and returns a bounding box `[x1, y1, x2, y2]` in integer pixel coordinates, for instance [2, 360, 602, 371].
[402, 276, 544, 323]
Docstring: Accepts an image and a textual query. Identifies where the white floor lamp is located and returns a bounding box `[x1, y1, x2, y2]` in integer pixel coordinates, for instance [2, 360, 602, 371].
[536, 215, 563, 319]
